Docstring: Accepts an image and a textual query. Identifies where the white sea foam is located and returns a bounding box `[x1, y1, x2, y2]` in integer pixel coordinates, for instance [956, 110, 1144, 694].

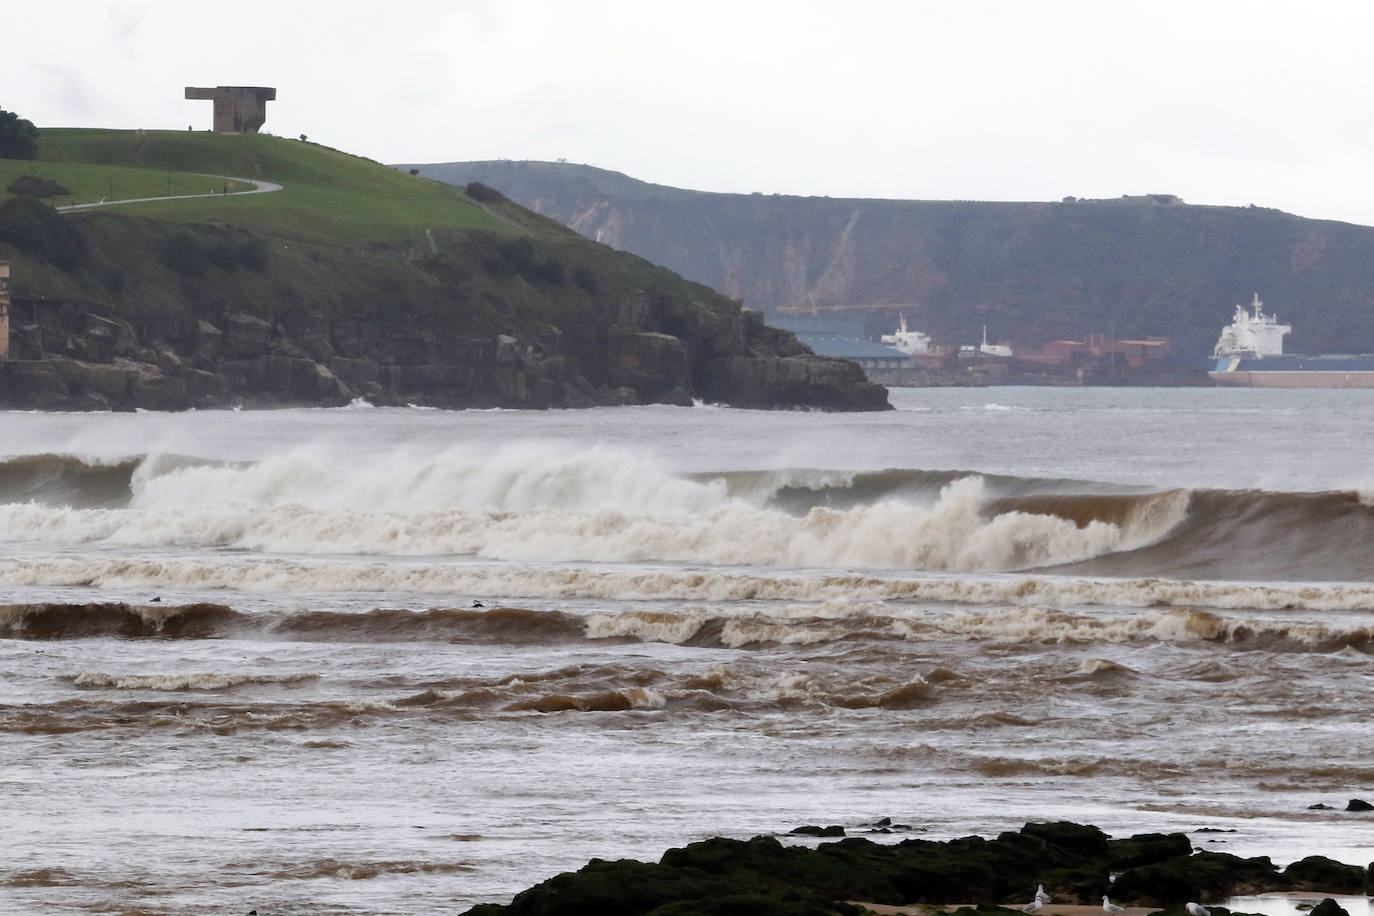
[72, 672, 320, 690]
[8, 552, 1374, 615]
[0, 473, 1177, 574]
[128, 443, 731, 516]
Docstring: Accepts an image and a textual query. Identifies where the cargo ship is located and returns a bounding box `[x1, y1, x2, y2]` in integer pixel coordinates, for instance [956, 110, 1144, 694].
[1208, 294, 1374, 388]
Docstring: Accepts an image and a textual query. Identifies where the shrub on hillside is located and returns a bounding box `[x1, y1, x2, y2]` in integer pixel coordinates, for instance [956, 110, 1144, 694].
[481, 255, 517, 279]
[237, 237, 270, 271]
[103, 266, 126, 293]
[496, 237, 535, 271]
[160, 230, 209, 277]
[0, 195, 88, 268]
[487, 237, 564, 284]
[0, 109, 38, 160]
[207, 242, 241, 271]
[466, 182, 506, 204]
[6, 175, 69, 197]
[573, 266, 599, 294]
[528, 257, 564, 284]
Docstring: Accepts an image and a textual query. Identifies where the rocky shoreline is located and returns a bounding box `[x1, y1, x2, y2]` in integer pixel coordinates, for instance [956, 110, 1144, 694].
[0, 297, 890, 412]
[462, 821, 1371, 916]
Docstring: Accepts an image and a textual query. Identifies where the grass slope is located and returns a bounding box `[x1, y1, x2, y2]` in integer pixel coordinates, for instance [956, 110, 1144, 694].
[0, 161, 255, 203]
[7, 129, 503, 240]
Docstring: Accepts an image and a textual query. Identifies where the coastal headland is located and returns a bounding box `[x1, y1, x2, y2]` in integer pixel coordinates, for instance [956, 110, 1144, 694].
[407, 161, 1374, 366]
[0, 129, 887, 411]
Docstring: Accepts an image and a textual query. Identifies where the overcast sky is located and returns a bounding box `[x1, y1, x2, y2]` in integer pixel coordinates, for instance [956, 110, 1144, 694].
[9, 1, 1374, 225]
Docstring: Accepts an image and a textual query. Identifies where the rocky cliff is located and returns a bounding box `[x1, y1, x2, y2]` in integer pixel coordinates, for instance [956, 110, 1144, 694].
[0, 132, 889, 412]
[404, 161, 1374, 358]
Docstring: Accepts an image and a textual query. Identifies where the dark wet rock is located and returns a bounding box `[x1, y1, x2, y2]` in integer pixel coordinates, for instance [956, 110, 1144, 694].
[602, 385, 641, 406]
[607, 328, 690, 399]
[1308, 803, 1335, 810]
[129, 371, 191, 411]
[1109, 850, 1279, 905]
[860, 817, 920, 835]
[1106, 832, 1193, 869]
[1020, 821, 1108, 857]
[1309, 900, 1351, 916]
[789, 825, 846, 837]
[1281, 856, 1365, 893]
[697, 354, 891, 411]
[222, 311, 272, 359]
[1344, 798, 1373, 811]
[462, 842, 863, 916]
[460, 820, 1368, 916]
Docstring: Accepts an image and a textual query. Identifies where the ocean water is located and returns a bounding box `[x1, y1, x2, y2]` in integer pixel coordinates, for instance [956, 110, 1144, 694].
[2, 387, 1373, 914]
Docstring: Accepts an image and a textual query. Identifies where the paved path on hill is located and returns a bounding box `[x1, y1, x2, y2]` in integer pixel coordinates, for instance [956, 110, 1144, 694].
[56, 176, 283, 212]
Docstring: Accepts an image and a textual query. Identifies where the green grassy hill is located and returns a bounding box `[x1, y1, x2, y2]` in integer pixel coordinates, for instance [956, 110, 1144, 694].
[6, 128, 501, 237]
[1, 129, 702, 331]
[0, 130, 888, 411]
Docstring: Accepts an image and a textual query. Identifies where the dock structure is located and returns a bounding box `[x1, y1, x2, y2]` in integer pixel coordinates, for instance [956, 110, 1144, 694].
[184, 86, 276, 133]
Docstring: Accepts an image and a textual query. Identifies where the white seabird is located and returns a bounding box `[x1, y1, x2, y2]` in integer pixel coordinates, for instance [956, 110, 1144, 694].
[1023, 901, 1044, 914]
[1103, 896, 1125, 913]
[1036, 885, 1051, 904]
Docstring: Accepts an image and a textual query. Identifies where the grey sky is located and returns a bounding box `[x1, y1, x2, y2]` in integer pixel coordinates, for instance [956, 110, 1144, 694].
[9, 0, 1374, 225]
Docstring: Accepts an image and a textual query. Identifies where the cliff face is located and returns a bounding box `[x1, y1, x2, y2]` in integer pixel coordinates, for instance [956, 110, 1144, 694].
[0, 203, 889, 413]
[405, 161, 1374, 358]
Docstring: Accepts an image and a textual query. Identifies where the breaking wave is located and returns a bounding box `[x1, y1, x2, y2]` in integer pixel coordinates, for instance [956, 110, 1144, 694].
[5, 600, 1371, 653]
[71, 671, 321, 690]
[3, 447, 1374, 578]
[6, 553, 1374, 613]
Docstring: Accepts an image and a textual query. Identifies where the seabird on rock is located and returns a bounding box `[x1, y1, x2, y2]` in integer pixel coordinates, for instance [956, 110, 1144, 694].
[1187, 904, 1210, 916]
[1036, 885, 1051, 904]
[1023, 900, 1043, 914]
[1103, 896, 1125, 913]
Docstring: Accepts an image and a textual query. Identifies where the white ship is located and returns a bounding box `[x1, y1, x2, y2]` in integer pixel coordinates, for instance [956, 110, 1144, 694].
[880, 313, 933, 355]
[1209, 293, 1374, 388]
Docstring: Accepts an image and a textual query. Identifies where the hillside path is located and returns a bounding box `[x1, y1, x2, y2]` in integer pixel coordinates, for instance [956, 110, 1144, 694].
[55, 176, 283, 212]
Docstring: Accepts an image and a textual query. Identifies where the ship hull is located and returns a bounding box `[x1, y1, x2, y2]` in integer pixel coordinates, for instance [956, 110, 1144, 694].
[1210, 355, 1374, 388]
[1209, 370, 1374, 388]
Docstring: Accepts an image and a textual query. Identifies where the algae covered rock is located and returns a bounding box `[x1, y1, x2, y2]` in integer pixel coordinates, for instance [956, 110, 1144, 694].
[461, 821, 1363, 916]
[1281, 856, 1365, 893]
[1308, 899, 1351, 916]
[1109, 850, 1279, 905]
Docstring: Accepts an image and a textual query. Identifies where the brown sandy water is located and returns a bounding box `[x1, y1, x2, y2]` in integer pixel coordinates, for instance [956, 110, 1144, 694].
[2, 389, 1372, 914]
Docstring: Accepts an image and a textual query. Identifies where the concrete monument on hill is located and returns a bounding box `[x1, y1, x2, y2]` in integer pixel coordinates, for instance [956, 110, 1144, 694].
[184, 86, 277, 133]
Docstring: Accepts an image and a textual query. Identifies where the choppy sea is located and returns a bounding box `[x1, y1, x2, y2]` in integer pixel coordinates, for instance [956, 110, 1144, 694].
[2, 387, 1372, 914]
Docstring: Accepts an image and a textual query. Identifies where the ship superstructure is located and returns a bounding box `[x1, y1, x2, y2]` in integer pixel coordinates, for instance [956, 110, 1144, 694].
[1208, 293, 1374, 388]
[880, 313, 934, 355]
[1212, 294, 1290, 359]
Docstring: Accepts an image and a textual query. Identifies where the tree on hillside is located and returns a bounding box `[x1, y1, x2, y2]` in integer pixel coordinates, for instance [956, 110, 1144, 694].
[0, 108, 39, 159]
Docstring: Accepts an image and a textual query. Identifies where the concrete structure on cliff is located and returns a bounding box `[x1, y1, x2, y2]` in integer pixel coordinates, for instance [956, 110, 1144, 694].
[1, 259, 11, 359]
[185, 86, 277, 133]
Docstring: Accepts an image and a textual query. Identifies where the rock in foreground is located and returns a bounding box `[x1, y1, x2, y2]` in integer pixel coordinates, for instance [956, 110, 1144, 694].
[461, 821, 1368, 916]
